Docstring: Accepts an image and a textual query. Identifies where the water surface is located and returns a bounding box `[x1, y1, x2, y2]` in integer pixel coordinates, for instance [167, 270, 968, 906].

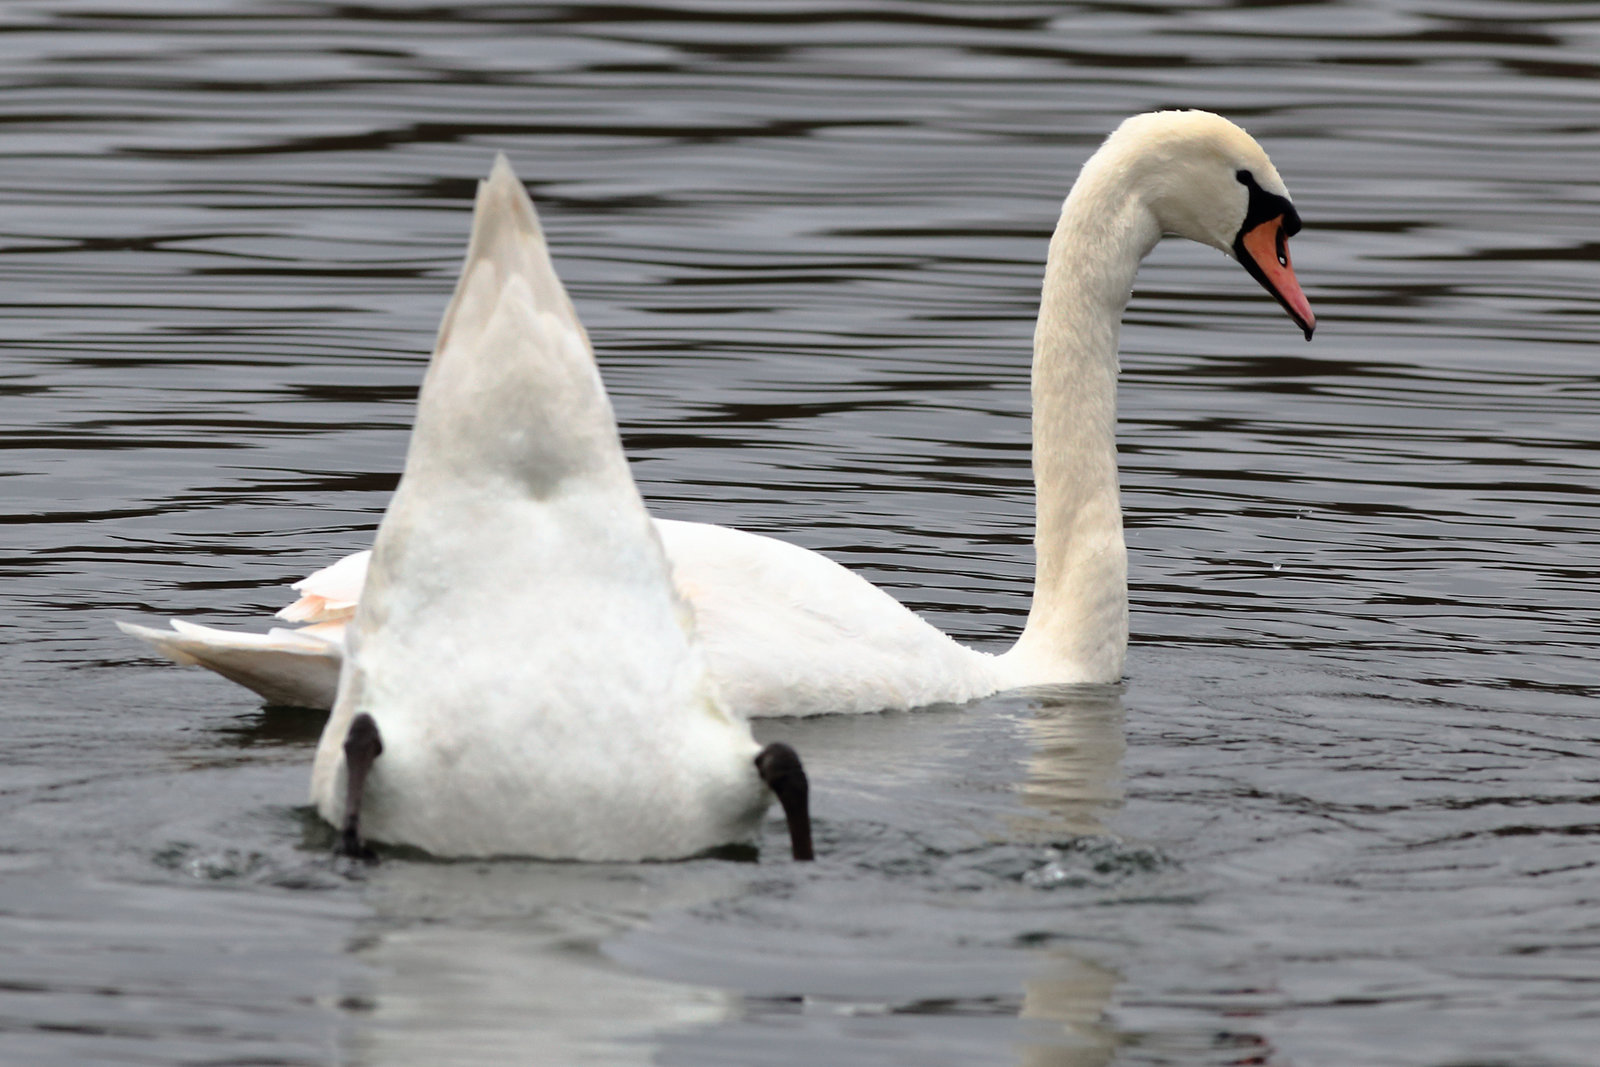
[4, 2, 1600, 1064]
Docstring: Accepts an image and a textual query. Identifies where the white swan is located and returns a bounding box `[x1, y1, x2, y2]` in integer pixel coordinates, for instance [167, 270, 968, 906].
[120, 110, 1313, 718]
[310, 157, 812, 861]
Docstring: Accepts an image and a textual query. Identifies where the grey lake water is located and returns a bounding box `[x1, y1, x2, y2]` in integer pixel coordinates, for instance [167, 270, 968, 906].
[4, 1, 1600, 1064]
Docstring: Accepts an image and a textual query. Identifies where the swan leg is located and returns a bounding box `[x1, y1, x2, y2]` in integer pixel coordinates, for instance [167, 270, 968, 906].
[337, 713, 384, 861]
[755, 743, 814, 861]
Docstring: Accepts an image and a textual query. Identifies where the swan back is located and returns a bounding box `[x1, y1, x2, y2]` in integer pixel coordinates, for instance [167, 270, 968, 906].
[309, 158, 768, 860]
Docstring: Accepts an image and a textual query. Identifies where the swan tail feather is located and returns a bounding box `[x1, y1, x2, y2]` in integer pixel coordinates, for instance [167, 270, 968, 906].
[115, 619, 342, 709]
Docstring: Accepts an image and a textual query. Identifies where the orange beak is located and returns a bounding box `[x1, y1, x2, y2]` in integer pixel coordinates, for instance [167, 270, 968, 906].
[1236, 217, 1315, 341]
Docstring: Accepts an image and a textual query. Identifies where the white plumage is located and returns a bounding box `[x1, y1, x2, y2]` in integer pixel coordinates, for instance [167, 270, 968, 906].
[121, 110, 1313, 719]
[308, 158, 776, 859]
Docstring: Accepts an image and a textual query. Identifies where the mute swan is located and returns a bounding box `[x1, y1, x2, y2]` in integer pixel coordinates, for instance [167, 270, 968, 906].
[312, 157, 812, 861]
[120, 109, 1313, 718]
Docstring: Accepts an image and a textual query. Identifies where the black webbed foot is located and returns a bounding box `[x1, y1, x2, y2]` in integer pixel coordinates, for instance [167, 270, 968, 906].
[755, 742, 814, 861]
[336, 713, 383, 863]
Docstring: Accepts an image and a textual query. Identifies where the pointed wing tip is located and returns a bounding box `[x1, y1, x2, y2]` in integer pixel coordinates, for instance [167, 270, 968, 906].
[481, 153, 531, 214]
[114, 619, 202, 665]
[466, 152, 544, 255]
[486, 152, 519, 188]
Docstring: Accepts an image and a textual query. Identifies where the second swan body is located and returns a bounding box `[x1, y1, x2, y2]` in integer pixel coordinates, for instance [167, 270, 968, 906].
[120, 110, 1314, 717]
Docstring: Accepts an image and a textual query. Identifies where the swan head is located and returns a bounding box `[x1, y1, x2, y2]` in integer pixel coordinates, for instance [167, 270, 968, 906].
[1098, 110, 1316, 340]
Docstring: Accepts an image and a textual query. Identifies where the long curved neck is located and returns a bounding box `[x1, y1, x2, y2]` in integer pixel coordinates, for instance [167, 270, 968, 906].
[1002, 167, 1158, 685]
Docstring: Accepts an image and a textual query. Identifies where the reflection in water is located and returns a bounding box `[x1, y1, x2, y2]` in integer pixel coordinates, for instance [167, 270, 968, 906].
[1013, 688, 1125, 1066]
[1018, 953, 1119, 1067]
[340, 864, 749, 1067]
[344, 923, 734, 1066]
[1012, 686, 1127, 840]
[213, 704, 329, 748]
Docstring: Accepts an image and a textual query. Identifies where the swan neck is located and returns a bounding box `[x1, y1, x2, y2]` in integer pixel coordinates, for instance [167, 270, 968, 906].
[1006, 176, 1157, 685]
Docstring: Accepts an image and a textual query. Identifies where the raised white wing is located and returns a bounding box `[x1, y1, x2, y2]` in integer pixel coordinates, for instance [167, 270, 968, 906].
[308, 157, 767, 860]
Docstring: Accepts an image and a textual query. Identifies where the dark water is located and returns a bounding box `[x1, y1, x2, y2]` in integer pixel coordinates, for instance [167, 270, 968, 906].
[5, 2, 1600, 1064]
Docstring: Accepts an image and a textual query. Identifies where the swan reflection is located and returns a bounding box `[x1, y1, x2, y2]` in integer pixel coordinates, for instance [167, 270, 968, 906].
[334, 862, 749, 1067]
[1010, 685, 1127, 842]
[1011, 685, 1127, 1065]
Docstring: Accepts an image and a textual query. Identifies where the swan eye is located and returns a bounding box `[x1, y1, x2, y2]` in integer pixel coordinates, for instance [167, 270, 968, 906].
[1235, 169, 1251, 185]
